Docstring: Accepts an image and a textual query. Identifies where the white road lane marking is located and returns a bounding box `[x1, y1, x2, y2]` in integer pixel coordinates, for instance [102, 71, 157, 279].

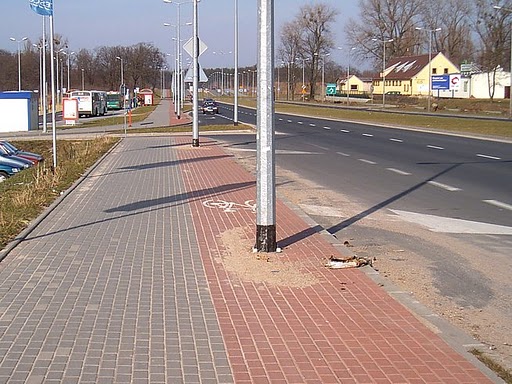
[323, 126, 331, 130]
[358, 159, 377, 165]
[336, 152, 350, 157]
[483, 200, 512, 211]
[309, 123, 316, 127]
[298, 121, 304, 125]
[386, 168, 411, 176]
[427, 181, 461, 192]
[477, 154, 501, 160]
[362, 133, 374, 137]
[389, 209, 512, 235]
[310, 144, 329, 151]
[427, 145, 444, 150]
[340, 129, 350, 133]
[390, 138, 403, 142]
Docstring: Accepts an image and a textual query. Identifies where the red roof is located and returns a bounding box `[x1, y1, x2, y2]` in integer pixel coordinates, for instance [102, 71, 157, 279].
[383, 54, 432, 80]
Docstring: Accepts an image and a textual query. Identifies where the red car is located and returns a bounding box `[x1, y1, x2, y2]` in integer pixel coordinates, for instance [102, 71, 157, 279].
[0, 141, 43, 164]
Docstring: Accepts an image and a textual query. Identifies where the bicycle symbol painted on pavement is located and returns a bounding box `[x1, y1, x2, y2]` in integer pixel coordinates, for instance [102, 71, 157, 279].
[202, 199, 256, 213]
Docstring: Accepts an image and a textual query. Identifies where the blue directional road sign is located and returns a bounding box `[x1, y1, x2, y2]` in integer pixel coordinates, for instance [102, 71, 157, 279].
[431, 75, 450, 90]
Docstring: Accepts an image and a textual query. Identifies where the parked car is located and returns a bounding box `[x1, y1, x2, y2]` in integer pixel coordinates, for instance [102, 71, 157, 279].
[0, 140, 44, 164]
[202, 100, 219, 114]
[0, 145, 34, 167]
[0, 162, 21, 182]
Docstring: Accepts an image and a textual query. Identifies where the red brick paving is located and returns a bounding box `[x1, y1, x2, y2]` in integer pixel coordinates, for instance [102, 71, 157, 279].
[174, 136, 493, 383]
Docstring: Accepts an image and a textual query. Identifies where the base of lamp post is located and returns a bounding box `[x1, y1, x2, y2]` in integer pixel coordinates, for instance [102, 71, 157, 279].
[255, 225, 277, 253]
[192, 139, 199, 147]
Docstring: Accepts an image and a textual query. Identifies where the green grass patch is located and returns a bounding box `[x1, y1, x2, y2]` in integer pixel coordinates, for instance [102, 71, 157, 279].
[470, 349, 512, 383]
[0, 137, 119, 250]
[112, 123, 253, 135]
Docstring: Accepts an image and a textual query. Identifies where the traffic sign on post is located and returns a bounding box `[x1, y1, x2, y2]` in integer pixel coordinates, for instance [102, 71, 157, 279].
[326, 83, 336, 95]
[183, 37, 208, 58]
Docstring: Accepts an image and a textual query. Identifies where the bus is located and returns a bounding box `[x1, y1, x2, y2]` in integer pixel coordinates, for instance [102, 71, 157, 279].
[69, 90, 103, 117]
[106, 91, 124, 110]
[95, 91, 108, 115]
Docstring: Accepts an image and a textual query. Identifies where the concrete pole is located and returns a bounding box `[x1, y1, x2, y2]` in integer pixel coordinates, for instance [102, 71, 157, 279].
[42, 17, 47, 133]
[234, 0, 239, 125]
[192, 0, 199, 146]
[255, 0, 277, 252]
[49, 15, 57, 169]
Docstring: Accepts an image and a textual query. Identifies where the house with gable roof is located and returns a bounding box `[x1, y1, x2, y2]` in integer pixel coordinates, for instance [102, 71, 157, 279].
[372, 52, 460, 96]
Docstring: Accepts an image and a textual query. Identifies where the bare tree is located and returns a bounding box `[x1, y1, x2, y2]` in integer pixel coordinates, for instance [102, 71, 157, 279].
[474, 0, 512, 99]
[417, 0, 474, 65]
[296, 3, 338, 99]
[345, 0, 424, 68]
[278, 20, 303, 100]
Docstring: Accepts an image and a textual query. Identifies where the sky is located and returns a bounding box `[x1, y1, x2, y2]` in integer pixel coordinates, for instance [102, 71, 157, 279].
[1, 0, 360, 69]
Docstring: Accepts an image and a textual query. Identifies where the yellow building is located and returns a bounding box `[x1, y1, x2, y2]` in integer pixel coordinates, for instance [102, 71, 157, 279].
[372, 52, 459, 96]
[338, 75, 372, 95]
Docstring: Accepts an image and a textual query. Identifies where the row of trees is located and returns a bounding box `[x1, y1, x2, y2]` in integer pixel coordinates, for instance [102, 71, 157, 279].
[280, 0, 512, 99]
[0, 37, 165, 93]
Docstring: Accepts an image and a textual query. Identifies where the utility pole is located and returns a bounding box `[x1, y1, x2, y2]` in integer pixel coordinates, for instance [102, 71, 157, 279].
[255, 0, 277, 252]
[234, 0, 239, 125]
[192, 0, 199, 147]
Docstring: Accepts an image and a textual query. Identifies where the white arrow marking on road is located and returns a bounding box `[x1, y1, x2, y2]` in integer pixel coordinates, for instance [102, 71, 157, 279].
[483, 200, 512, 211]
[427, 181, 461, 192]
[389, 210, 512, 235]
[386, 168, 411, 176]
[477, 154, 501, 160]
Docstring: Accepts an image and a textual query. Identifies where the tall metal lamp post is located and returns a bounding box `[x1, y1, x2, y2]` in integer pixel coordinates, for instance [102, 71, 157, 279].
[372, 37, 393, 108]
[10, 37, 28, 91]
[116, 56, 124, 106]
[346, 47, 356, 105]
[81, 68, 85, 91]
[494, 5, 512, 119]
[416, 27, 441, 112]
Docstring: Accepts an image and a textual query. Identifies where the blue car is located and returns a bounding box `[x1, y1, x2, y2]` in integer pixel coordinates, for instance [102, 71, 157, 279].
[0, 160, 22, 182]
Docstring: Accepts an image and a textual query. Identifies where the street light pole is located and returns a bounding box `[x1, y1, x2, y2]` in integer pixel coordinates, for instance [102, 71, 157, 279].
[234, 0, 239, 125]
[494, 5, 512, 119]
[347, 47, 356, 105]
[255, 0, 277, 252]
[164, 0, 196, 119]
[372, 38, 393, 108]
[81, 68, 85, 91]
[192, 0, 200, 147]
[10, 37, 28, 91]
[416, 27, 441, 113]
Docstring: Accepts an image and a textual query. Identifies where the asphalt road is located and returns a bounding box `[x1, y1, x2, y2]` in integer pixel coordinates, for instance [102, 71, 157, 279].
[211, 102, 512, 229]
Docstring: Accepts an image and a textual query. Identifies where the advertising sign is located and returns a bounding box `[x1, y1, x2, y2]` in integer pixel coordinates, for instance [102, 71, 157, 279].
[431, 75, 450, 90]
[62, 98, 78, 125]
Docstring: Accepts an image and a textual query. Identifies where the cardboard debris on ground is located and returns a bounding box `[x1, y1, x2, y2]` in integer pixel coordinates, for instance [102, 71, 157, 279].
[325, 255, 373, 269]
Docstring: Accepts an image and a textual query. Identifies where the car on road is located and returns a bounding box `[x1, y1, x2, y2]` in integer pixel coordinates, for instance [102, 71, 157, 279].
[0, 161, 21, 182]
[0, 145, 34, 168]
[0, 141, 44, 164]
[202, 100, 219, 114]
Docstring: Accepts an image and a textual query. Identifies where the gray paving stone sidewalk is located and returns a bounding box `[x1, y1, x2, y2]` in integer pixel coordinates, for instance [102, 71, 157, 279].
[0, 136, 232, 384]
